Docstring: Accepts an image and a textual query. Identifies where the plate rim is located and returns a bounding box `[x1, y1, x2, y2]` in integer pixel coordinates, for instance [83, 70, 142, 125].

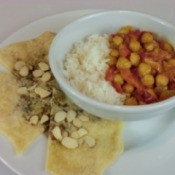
[0, 9, 104, 47]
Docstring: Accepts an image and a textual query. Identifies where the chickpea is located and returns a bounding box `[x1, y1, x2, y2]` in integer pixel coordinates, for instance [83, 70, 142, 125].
[116, 57, 132, 69]
[118, 26, 133, 34]
[152, 40, 159, 48]
[129, 40, 141, 52]
[113, 74, 124, 85]
[141, 32, 153, 43]
[129, 52, 140, 66]
[156, 74, 169, 87]
[144, 42, 155, 51]
[107, 56, 117, 66]
[162, 42, 173, 52]
[160, 90, 175, 100]
[138, 63, 152, 76]
[123, 84, 134, 93]
[110, 49, 119, 57]
[124, 97, 138, 105]
[141, 74, 154, 86]
[113, 36, 123, 46]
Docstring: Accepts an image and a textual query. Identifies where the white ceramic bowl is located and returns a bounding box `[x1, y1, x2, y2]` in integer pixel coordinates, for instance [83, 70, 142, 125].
[49, 10, 175, 121]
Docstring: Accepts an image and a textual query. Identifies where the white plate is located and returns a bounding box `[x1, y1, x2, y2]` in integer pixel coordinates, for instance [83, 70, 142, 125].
[1, 9, 175, 175]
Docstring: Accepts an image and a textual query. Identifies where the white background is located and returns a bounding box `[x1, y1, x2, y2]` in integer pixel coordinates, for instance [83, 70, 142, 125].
[0, 0, 175, 174]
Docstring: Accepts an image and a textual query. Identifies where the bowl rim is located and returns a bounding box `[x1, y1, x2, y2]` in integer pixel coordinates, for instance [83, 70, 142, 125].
[49, 10, 175, 114]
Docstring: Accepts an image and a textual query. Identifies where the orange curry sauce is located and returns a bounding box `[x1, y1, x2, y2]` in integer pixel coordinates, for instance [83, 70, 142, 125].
[105, 26, 175, 105]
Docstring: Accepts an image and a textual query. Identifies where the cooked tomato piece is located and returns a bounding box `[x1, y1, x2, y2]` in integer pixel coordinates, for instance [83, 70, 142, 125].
[117, 33, 126, 39]
[142, 48, 171, 62]
[164, 68, 175, 82]
[154, 87, 164, 96]
[146, 89, 158, 101]
[135, 89, 158, 104]
[143, 91, 157, 103]
[112, 82, 124, 93]
[169, 82, 175, 90]
[119, 44, 130, 57]
[144, 58, 163, 73]
[159, 41, 173, 53]
[128, 29, 141, 41]
[119, 68, 143, 91]
[105, 66, 116, 82]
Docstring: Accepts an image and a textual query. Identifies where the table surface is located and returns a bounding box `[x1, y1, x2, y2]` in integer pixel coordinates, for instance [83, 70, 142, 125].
[0, 0, 175, 174]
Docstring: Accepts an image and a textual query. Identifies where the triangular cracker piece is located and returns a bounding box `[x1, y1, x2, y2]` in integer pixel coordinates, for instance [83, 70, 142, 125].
[0, 72, 43, 154]
[0, 32, 55, 153]
[0, 32, 55, 72]
[46, 121, 123, 175]
[46, 88, 124, 175]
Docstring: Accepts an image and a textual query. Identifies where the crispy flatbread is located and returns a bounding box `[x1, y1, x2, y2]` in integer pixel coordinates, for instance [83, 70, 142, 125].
[45, 87, 124, 175]
[0, 32, 55, 153]
[0, 72, 43, 153]
[0, 32, 55, 71]
[46, 116, 123, 175]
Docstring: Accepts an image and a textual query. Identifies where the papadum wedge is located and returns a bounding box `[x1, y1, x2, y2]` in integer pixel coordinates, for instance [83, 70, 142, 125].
[0, 72, 43, 153]
[46, 87, 124, 175]
[0, 32, 55, 153]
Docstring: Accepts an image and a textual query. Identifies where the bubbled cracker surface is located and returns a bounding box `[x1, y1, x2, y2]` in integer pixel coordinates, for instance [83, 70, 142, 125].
[46, 119, 124, 175]
[0, 73, 43, 154]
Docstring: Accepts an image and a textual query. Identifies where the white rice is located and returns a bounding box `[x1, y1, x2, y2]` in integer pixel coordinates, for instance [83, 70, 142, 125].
[63, 34, 125, 105]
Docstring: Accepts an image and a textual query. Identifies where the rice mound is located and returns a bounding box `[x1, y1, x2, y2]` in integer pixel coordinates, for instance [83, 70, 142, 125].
[64, 34, 125, 105]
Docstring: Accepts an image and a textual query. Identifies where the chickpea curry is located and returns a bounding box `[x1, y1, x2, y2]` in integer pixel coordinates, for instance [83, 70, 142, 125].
[105, 26, 175, 105]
